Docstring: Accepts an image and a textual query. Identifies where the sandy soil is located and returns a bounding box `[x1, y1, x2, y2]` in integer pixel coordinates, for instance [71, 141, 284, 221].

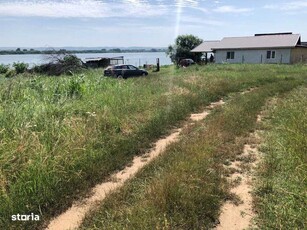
[216, 144, 259, 230]
[216, 115, 263, 230]
[45, 99, 225, 230]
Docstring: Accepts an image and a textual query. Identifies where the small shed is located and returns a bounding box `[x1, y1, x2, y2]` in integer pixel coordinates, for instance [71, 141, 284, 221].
[85, 56, 124, 68]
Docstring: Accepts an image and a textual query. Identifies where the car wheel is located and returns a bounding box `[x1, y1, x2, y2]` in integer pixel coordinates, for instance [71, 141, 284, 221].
[142, 72, 147, 76]
[117, 74, 123, 79]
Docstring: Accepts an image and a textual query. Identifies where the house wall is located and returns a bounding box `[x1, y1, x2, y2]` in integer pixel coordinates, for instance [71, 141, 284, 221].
[214, 48, 291, 64]
[290, 47, 307, 64]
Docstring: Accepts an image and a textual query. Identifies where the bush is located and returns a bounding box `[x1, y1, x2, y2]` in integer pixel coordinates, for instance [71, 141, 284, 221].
[5, 69, 16, 78]
[31, 54, 85, 76]
[13, 62, 29, 74]
[0, 64, 10, 74]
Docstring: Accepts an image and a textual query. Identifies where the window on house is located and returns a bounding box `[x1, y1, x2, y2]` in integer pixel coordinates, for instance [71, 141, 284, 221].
[267, 50, 276, 59]
[226, 51, 235, 59]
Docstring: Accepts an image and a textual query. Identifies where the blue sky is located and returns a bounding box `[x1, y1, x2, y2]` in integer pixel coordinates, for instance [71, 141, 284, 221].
[0, 0, 307, 47]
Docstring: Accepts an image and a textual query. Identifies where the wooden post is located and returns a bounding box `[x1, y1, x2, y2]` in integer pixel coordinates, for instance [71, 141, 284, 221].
[156, 58, 160, 72]
[260, 54, 263, 63]
[205, 52, 208, 65]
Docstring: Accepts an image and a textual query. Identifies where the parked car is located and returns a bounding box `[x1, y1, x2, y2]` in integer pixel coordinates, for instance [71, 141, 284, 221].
[104, 64, 148, 79]
[179, 58, 195, 67]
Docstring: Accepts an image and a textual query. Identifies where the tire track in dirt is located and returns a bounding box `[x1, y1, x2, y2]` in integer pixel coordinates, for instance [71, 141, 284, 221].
[216, 110, 263, 230]
[45, 99, 225, 230]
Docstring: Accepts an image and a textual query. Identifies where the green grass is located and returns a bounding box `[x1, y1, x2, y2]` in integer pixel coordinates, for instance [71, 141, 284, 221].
[79, 78, 304, 229]
[0, 64, 306, 229]
[255, 86, 307, 229]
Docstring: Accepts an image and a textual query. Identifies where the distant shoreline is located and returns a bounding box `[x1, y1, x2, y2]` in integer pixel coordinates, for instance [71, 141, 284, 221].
[0, 48, 167, 55]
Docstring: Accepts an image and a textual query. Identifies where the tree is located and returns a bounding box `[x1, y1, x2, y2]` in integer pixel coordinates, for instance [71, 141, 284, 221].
[166, 34, 203, 65]
[109, 48, 121, 53]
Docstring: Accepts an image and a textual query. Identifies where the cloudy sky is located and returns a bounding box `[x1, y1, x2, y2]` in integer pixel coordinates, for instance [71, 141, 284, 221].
[0, 0, 307, 47]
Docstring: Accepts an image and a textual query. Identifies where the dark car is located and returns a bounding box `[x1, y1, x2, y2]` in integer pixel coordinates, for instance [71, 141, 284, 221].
[179, 58, 195, 67]
[104, 64, 148, 79]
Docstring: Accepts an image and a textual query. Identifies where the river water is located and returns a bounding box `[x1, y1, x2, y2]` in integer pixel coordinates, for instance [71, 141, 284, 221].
[0, 52, 172, 67]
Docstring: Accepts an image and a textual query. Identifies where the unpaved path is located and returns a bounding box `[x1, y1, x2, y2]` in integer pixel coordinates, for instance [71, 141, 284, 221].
[46, 99, 225, 230]
[216, 113, 263, 230]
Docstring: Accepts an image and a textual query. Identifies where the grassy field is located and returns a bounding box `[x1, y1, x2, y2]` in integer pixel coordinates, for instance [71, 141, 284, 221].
[79, 78, 304, 229]
[0, 64, 306, 229]
[255, 86, 307, 229]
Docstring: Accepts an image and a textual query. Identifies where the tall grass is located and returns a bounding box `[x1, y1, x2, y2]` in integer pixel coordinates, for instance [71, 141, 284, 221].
[255, 86, 307, 229]
[80, 79, 303, 229]
[0, 64, 306, 229]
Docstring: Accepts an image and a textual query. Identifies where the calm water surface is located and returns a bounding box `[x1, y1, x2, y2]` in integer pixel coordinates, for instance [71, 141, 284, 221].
[0, 52, 172, 67]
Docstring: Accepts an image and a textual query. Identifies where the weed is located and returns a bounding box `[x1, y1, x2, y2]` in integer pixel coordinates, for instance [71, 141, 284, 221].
[231, 176, 243, 188]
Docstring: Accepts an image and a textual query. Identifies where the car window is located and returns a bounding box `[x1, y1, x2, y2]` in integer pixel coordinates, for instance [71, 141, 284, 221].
[115, 66, 122, 69]
[128, 65, 137, 70]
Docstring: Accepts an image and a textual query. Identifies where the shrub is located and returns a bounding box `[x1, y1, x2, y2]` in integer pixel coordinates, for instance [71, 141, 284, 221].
[5, 69, 16, 78]
[0, 64, 10, 74]
[13, 62, 29, 74]
[31, 54, 85, 76]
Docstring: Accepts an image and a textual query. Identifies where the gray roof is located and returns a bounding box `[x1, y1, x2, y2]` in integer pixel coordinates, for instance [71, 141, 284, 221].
[215, 34, 300, 50]
[192, 34, 301, 52]
[191, 40, 220, 52]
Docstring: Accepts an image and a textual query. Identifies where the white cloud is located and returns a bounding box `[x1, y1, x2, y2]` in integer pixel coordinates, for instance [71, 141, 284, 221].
[173, 0, 208, 14]
[175, 0, 200, 7]
[264, 1, 307, 11]
[0, 0, 168, 18]
[193, 6, 209, 13]
[213, 5, 253, 13]
[180, 15, 224, 26]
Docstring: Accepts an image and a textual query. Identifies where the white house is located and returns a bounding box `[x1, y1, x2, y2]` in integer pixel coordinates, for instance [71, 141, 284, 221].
[191, 33, 307, 64]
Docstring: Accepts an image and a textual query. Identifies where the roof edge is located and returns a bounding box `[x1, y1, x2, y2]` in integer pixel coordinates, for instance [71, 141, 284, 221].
[212, 46, 295, 50]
